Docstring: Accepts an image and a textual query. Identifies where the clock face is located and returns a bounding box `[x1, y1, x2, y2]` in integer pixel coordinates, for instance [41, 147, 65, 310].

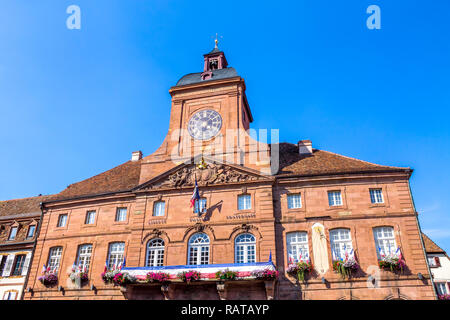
[187, 109, 222, 140]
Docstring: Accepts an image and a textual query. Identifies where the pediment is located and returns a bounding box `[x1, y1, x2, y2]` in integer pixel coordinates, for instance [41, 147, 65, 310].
[136, 158, 271, 190]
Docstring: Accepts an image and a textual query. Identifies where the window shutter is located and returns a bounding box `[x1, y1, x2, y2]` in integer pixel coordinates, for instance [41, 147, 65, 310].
[21, 252, 32, 276]
[435, 256, 441, 267]
[2, 255, 14, 277]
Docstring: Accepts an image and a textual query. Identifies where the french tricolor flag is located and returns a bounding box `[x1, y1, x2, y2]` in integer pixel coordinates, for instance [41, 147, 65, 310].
[190, 179, 200, 208]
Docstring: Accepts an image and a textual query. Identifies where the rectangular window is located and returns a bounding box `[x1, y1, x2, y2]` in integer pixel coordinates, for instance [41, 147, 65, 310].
[428, 257, 437, 267]
[330, 229, 353, 261]
[0, 256, 7, 274]
[373, 226, 397, 258]
[153, 201, 165, 217]
[8, 227, 18, 240]
[11, 255, 26, 276]
[3, 291, 17, 300]
[370, 189, 384, 204]
[287, 194, 302, 209]
[436, 282, 449, 295]
[57, 214, 68, 227]
[48, 247, 63, 273]
[26, 225, 36, 239]
[108, 242, 125, 270]
[115, 208, 127, 222]
[194, 198, 207, 214]
[76, 244, 93, 271]
[328, 191, 342, 206]
[85, 211, 96, 224]
[238, 195, 251, 210]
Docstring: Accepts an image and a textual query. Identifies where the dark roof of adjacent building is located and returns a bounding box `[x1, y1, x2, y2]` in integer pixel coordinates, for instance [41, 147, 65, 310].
[175, 67, 239, 86]
[276, 143, 409, 177]
[422, 233, 446, 254]
[0, 195, 51, 218]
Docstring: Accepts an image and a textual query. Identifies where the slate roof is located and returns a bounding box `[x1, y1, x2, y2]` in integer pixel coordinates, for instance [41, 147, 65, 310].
[422, 233, 446, 254]
[276, 143, 409, 177]
[175, 67, 239, 86]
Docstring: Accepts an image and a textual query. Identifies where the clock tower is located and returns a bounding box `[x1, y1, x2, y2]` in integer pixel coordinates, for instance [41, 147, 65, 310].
[139, 43, 273, 184]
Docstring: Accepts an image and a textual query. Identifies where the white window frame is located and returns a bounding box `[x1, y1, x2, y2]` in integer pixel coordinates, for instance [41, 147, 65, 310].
[238, 194, 251, 210]
[146, 238, 165, 267]
[76, 244, 93, 271]
[11, 254, 26, 276]
[287, 194, 302, 209]
[330, 229, 353, 261]
[57, 214, 68, 227]
[286, 232, 309, 263]
[370, 189, 384, 204]
[108, 242, 125, 270]
[373, 227, 397, 258]
[188, 233, 210, 265]
[8, 227, 18, 240]
[26, 225, 36, 239]
[235, 233, 256, 263]
[85, 210, 96, 224]
[153, 201, 165, 217]
[194, 198, 207, 214]
[48, 247, 63, 273]
[115, 208, 127, 222]
[3, 290, 17, 300]
[436, 282, 449, 295]
[328, 191, 342, 206]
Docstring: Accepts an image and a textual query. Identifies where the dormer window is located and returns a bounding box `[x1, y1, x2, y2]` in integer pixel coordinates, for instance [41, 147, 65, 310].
[209, 59, 218, 70]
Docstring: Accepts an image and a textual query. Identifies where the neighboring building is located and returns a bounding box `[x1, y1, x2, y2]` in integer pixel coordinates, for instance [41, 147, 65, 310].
[19, 45, 436, 300]
[0, 196, 47, 300]
[423, 233, 450, 298]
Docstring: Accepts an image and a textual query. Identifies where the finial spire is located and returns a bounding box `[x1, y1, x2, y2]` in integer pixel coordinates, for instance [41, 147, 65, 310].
[214, 33, 219, 49]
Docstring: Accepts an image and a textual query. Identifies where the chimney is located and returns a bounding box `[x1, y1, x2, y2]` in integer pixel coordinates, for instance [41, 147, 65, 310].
[131, 150, 142, 161]
[298, 140, 313, 155]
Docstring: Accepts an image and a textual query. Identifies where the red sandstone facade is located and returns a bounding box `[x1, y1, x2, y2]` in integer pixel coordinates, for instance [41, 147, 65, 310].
[21, 47, 436, 300]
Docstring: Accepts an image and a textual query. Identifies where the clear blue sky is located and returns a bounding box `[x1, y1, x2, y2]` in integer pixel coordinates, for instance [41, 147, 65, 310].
[0, 1, 449, 252]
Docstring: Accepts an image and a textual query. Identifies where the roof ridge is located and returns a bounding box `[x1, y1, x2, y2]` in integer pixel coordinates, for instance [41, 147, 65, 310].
[63, 159, 137, 190]
[318, 149, 408, 169]
[0, 194, 49, 203]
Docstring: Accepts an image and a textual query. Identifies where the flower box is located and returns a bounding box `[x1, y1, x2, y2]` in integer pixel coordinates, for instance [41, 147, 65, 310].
[38, 272, 58, 287]
[378, 256, 406, 273]
[215, 269, 238, 281]
[251, 269, 278, 281]
[333, 258, 359, 279]
[101, 269, 121, 284]
[145, 272, 171, 283]
[438, 294, 450, 300]
[177, 270, 201, 283]
[287, 261, 312, 282]
[113, 272, 137, 286]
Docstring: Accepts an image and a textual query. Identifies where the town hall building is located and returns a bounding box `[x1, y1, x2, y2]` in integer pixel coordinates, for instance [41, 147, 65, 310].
[14, 43, 437, 300]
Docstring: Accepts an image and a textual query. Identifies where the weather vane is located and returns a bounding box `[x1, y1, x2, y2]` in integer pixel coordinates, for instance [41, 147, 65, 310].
[213, 33, 223, 49]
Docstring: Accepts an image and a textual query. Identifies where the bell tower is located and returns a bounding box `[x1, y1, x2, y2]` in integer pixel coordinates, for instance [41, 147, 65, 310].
[138, 40, 272, 184]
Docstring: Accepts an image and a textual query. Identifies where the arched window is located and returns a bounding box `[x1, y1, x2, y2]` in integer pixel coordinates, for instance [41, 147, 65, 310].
[48, 247, 63, 272]
[235, 233, 256, 263]
[286, 232, 309, 263]
[146, 239, 165, 267]
[330, 229, 353, 261]
[108, 242, 125, 270]
[373, 226, 397, 258]
[188, 233, 210, 265]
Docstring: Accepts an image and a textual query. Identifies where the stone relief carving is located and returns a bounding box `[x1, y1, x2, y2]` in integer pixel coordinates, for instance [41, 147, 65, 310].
[151, 163, 264, 189]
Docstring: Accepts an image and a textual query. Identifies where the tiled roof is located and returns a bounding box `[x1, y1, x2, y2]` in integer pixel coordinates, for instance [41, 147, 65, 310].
[1, 144, 410, 205]
[422, 233, 446, 254]
[53, 159, 142, 201]
[0, 195, 51, 218]
[276, 143, 409, 177]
